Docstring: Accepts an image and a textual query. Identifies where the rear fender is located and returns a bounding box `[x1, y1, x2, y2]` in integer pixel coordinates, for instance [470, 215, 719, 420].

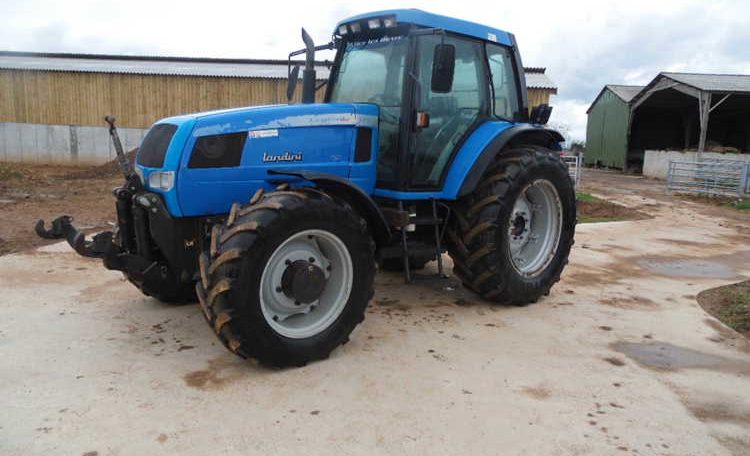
[455, 123, 564, 198]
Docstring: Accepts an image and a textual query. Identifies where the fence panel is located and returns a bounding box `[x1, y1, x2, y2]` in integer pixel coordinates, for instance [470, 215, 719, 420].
[667, 159, 749, 197]
[561, 154, 583, 189]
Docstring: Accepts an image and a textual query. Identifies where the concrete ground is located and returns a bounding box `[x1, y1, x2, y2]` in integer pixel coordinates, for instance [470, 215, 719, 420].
[1, 171, 749, 456]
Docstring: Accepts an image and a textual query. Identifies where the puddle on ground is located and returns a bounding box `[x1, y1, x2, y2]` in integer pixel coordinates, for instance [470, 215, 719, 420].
[638, 259, 739, 279]
[612, 341, 750, 374]
[637, 250, 750, 280]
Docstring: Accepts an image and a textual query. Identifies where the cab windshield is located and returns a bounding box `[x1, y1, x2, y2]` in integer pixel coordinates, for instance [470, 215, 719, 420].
[330, 37, 407, 184]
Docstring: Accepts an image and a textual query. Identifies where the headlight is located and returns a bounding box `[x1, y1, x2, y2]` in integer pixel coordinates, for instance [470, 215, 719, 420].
[148, 171, 174, 191]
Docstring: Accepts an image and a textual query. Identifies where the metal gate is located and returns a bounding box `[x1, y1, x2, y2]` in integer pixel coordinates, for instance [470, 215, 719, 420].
[561, 153, 583, 189]
[667, 159, 749, 197]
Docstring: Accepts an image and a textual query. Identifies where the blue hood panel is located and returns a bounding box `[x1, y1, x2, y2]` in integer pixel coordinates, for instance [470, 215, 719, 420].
[141, 103, 380, 217]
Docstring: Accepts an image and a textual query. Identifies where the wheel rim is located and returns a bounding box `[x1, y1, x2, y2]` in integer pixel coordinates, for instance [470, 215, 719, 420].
[259, 229, 353, 339]
[508, 179, 563, 278]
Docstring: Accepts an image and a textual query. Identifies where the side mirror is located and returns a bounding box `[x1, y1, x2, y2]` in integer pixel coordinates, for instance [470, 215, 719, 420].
[286, 64, 300, 102]
[431, 44, 455, 93]
[529, 104, 553, 125]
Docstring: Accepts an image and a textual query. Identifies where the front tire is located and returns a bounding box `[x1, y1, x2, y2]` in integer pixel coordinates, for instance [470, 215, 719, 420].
[446, 146, 576, 305]
[196, 188, 376, 367]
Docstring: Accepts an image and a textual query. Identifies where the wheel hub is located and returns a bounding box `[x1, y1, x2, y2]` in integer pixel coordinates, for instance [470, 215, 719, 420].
[511, 213, 528, 239]
[260, 229, 353, 339]
[510, 197, 532, 246]
[281, 260, 327, 304]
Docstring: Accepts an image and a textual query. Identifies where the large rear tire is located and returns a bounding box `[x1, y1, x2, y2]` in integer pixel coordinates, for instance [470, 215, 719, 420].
[196, 187, 376, 367]
[446, 146, 576, 305]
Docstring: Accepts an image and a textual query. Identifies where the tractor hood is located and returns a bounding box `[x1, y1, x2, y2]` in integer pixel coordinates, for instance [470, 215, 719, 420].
[137, 103, 379, 217]
[172, 102, 379, 136]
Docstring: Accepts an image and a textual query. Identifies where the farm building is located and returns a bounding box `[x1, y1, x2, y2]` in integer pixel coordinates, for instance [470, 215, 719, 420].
[585, 85, 643, 169]
[524, 67, 558, 109]
[0, 51, 557, 164]
[586, 72, 750, 175]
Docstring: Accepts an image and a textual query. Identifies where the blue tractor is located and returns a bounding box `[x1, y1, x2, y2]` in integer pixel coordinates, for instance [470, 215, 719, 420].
[37, 10, 576, 367]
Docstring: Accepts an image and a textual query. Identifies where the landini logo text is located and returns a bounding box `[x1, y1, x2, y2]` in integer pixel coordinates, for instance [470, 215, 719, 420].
[262, 151, 303, 163]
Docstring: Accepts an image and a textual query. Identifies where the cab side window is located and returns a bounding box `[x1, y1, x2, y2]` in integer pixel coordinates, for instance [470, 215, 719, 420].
[486, 44, 519, 120]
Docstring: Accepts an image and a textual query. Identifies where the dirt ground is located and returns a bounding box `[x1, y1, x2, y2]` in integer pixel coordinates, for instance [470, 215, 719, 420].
[577, 197, 647, 223]
[0, 163, 119, 255]
[1, 168, 750, 456]
[698, 281, 750, 336]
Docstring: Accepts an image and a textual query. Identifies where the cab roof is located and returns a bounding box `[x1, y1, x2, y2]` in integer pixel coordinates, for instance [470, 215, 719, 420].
[335, 9, 513, 47]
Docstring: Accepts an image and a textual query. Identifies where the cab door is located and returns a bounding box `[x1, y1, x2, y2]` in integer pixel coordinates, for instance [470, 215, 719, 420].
[407, 35, 489, 189]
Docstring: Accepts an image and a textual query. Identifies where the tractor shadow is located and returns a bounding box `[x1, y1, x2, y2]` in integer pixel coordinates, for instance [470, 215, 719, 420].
[372, 259, 506, 316]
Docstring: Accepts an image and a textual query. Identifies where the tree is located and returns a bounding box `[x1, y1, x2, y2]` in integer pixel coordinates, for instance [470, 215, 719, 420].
[570, 141, 586, 154]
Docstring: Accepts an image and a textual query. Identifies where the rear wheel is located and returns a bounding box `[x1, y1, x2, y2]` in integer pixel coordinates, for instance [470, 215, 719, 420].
[446, 146, 576, 305]
[196, 188, 376, 367]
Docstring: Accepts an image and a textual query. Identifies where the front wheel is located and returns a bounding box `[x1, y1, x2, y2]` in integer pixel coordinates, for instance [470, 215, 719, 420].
[196, 188, 376, 367]
[447, 146, 576, 305]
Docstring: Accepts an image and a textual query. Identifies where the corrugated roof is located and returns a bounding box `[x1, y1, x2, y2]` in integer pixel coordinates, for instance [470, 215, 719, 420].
[525, 71, 557, 91]
[586, 85, 642, 114]
[0, 51, 557, 91]
[607, 85, 644, 103]
[661, 72, 750, 93]
[0, 51, 331, 80]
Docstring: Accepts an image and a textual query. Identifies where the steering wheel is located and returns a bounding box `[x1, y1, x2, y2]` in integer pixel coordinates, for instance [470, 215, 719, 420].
[416, 108, 476, 173]
[427, 109, 473, 149]
[415, 108, 476, 179]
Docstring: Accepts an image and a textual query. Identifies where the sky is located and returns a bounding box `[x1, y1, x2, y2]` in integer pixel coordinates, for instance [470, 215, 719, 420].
[2, 0, 749, 141]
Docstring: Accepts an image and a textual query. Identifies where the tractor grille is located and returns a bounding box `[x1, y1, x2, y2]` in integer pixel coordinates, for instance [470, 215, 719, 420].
[138, 124, 178, 168]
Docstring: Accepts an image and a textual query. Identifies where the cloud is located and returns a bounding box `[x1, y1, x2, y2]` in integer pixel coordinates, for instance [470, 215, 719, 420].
[1, 0, 749, 140]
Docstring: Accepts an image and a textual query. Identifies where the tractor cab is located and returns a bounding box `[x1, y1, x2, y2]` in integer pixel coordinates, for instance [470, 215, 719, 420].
[324, 10, 526, 194]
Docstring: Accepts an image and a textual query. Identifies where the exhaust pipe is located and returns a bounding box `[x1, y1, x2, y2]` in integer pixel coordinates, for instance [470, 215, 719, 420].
[301, 28, 316, 104]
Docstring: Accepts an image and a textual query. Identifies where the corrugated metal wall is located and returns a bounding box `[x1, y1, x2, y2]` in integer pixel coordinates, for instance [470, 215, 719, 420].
[585, 89, 629, 168]
[0, 70, 322, 129]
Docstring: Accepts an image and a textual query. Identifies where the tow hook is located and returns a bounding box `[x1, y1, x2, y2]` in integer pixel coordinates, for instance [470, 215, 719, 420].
[35, 215, 117, 258]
